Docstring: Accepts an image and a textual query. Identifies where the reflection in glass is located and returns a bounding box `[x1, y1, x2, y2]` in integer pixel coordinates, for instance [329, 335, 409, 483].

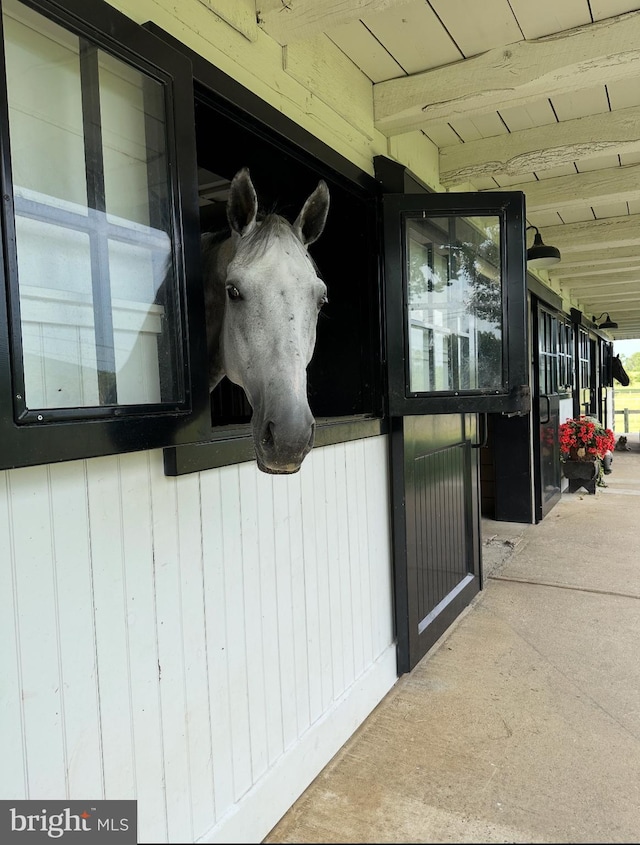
[4, 0, 180, 411]
[406, 215, 503, 393]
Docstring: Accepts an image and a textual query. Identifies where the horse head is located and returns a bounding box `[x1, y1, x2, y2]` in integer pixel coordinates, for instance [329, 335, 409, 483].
[204, 167, 330, 474]
[612, 354, 630, 386]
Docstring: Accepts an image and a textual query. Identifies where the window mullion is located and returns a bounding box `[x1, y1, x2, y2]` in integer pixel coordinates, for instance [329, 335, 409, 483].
[79, 38, 117, 405]
[142, 75, 179, 404]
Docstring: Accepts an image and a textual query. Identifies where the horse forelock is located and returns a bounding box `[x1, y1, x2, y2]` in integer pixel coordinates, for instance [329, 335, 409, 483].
[234, 213, 309, 265]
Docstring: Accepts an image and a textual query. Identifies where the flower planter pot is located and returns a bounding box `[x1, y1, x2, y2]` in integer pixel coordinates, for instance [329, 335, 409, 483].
[562, 459, 601, 495]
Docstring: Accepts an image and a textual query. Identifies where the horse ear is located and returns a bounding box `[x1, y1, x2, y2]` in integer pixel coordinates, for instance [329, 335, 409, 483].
[294, 180, 330, 246]
[227, 167, 258, 236]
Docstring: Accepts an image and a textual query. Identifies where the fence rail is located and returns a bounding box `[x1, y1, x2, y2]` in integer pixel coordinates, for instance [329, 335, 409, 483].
[613, 387, 640, 432]
[614, 409, 640, 432]
[614, 388, 640, 433]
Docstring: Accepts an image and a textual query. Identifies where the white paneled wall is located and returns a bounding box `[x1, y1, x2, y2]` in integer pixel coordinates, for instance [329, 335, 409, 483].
[0, 436, 396, 844]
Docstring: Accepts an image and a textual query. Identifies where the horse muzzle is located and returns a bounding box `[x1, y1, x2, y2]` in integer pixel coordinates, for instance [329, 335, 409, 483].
[253, 412, 316, 474]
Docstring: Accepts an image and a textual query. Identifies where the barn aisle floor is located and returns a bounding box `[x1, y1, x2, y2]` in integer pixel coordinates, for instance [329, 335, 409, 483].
[264, 437, 640, 844]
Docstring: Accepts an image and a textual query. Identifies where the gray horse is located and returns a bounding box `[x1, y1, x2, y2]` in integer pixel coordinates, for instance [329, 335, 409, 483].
[201, 167, 330, 474]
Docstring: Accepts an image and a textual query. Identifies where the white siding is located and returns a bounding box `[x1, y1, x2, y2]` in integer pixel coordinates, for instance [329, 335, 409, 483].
[0, 437, 396, 844]
[0, 3, 400, 842]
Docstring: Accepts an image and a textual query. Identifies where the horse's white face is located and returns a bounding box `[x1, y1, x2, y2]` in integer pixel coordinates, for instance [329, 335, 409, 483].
[214, 168, 330, 474]
[222, 228, 327, 473]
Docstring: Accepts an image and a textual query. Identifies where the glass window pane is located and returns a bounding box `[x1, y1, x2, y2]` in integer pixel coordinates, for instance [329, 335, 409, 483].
[16, 216, 99, 408]
[3, 3, 87, 207]
[406, 214, 502, 393]
[4, 0, 182, 411]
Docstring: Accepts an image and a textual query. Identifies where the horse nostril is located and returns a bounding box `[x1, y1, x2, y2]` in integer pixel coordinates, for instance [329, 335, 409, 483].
[262, 421, 275, 447]
[307, 422, 316, 451]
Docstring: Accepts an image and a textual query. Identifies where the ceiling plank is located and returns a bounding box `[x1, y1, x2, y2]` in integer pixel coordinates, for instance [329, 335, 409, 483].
[198, 0, 258, 41]
[326, 20, 405, 82]
[439, 106, 640, 185]
[373, 9, 640, 134]
[258, 0, 414, 45]
[547, 246, 640, 270]
[486, 163, 640, 214]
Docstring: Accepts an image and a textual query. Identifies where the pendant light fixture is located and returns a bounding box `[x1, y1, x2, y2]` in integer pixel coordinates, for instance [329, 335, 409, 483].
[526, 225, 561, 268]
[593, 312, 618, 330]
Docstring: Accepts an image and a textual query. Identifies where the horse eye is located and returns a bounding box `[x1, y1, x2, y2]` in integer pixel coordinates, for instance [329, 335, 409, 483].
[226, 285, 242, 301]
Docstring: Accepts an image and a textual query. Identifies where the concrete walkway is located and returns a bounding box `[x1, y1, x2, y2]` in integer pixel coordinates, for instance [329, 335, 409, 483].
[265, 437, 640, 844]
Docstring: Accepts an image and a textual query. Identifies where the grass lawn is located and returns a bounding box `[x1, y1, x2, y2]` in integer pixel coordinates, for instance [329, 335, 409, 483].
[613, 388, 640, 433]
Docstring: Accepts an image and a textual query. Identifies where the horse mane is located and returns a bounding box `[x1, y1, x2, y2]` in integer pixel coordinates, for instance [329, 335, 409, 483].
[201, 225, 232, 255]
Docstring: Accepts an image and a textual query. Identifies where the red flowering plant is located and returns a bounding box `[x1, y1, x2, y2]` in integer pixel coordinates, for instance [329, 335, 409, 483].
[558, 415, 615, 462]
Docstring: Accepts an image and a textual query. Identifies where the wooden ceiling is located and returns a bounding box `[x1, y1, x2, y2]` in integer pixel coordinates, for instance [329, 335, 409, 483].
[258, 0, 640, 339]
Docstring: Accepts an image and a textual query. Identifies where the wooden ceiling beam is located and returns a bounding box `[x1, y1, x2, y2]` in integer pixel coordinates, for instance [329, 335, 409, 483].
[577, 293, 640, 305]
[560, 283, 640, 301]
[549, 263, 640, 280]
[373, 9, 640, 134]
[535, 214, 640, 253]
[487, 163, 640, 214]
[438, 106, 640, 185]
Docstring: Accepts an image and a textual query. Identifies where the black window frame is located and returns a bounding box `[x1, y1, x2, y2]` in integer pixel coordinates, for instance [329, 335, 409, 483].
[536, 306, 577, 398]
[578, 326, 591, 391]
[382, 190, 530, 416]
[0, 0, 212, 471]
[558, 317, 575, 395]
[143, 23, 387, 477]
[601, 340, 614, 388]
[570, 307, 616, 418]
[537, 307, 558, 396]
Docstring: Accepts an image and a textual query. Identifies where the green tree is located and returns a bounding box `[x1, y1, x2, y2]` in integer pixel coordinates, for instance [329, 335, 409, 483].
[620, 351, 640, 386]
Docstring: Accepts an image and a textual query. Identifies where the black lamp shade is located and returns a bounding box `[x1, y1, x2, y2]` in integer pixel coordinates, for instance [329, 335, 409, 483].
[527, 230, 561, 268]
[597, 313, 618, 329]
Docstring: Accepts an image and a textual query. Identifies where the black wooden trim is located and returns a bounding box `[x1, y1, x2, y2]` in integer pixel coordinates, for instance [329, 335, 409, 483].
[374, 154, 434, 194]
[403, 576, 480, 674]
[0, 2, 24, 411]
[390, 413, 482, 675]
[164, 415, 387, 475]
[571, 306, 616, 342]
[381, 190, 530, 417]
[387, 416, 406, 663]
[0, 0, 212, 471]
